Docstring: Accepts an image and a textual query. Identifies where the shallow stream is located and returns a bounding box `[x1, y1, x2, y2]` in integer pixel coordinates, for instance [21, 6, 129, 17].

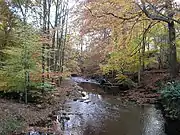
[56, 77, 167, 135]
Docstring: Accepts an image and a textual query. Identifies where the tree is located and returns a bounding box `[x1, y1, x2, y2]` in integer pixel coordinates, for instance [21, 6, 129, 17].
[137, 0, 180, 77]
[74, 0, 180, 81]
[0, 1, 16, 67]
[0, 22, 41, 96]
[74, 0, 146, 77]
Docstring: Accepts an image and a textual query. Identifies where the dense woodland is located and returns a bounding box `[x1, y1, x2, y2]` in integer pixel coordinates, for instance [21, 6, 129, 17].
[0, 0, 180, 134]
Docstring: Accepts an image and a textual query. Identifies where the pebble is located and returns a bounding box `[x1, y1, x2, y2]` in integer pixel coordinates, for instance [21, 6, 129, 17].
[36, 104, 43, 109]
[79, 99, 84, 102]
[84, 100, 91, 104]
[73, 98, 78, 101]
[81, 93, 86, 97]
[28, 131, 40, 135]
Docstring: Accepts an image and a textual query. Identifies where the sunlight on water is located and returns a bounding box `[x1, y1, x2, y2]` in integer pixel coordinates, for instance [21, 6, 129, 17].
[58, 94, 166, 135]
[56, 78, 166, 135]
[142, 106, 166, 135]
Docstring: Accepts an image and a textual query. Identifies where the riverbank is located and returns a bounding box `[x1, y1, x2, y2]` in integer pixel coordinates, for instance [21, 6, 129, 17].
[99, 70, 170, 104]
[0, 79, 83, 134]
[0, 72, 178, 134]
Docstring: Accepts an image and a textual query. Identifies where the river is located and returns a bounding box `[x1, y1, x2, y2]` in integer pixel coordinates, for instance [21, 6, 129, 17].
[55, 77, 168, 135]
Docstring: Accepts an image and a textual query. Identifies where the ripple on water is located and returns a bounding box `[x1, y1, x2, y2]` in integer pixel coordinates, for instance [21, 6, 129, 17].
[57, 88, 166, 135]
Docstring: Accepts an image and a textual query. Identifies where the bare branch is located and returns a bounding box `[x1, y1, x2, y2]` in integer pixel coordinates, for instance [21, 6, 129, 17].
[137, 0, 169, 22]
[137, 0, 180, 24]
[130, 21, 160, 57]
[84, 5, 142, 21]
[104, 12, 142, 21]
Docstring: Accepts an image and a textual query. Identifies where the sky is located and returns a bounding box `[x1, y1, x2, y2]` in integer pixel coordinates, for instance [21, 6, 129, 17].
[23, 0, 180, 28]
[175, 0, 180, 3]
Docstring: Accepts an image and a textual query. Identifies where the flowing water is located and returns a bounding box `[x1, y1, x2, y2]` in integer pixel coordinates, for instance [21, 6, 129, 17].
[56, 77, 167, 135]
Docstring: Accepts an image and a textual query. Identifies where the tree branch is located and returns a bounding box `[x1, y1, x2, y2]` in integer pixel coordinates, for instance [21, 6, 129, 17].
[137, 0, 180, 24]
[84, 5, 141, 21]
[130, 21, 160, 57]
[104, 12, 142, 21]
[137, 0, 169, 23]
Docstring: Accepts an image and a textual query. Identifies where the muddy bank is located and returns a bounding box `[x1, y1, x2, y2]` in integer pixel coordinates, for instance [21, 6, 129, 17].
[0, 79, 83, 135]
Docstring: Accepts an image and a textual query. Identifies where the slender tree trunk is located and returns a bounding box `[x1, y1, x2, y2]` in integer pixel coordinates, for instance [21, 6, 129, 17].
[18, 0, 29, 103]
[51, 0, 59, 83]
[142, 21, 146, 71]
[46, 0, 51, 79]
[60, 10, 68, 83]
[138, 49, 141, 84]
[42, 0, 47, 92]
[142, 35, 145, 71]
[57, 15, 66, 86]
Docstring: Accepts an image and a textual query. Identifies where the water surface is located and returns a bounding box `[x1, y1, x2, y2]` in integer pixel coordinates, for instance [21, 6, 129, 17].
[57, 77, 166, 135]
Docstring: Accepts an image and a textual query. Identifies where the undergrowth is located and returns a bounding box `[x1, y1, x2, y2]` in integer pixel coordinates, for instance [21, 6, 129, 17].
[0, 116, 25, 135]
[160, 81, 180, 120]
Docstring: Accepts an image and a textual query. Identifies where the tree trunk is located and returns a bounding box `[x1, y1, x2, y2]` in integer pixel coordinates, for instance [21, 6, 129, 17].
[42, 0, 47, 92]
[142, 34, 145, 71]
[46, 0, 51, 79]
[139, 0, 178, 78]
[168, 21, 178, 77]
[138, 49, 141, 84]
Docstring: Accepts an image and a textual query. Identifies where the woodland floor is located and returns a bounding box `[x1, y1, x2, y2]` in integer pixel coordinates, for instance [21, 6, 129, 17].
[0, 79, 82, 134]
[120, 70, 170, 104]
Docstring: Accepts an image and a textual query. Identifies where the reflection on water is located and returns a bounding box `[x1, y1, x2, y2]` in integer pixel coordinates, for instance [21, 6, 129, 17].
[142, 107, 165, 135]
[58, 80, 166, 135]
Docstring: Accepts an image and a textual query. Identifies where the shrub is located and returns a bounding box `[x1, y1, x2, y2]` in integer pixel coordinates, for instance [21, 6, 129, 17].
[116, 74, 137, 88]
[31, 82, 56, 92]
[160, 81, 180, 120]
[0, 81, 56, 102]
